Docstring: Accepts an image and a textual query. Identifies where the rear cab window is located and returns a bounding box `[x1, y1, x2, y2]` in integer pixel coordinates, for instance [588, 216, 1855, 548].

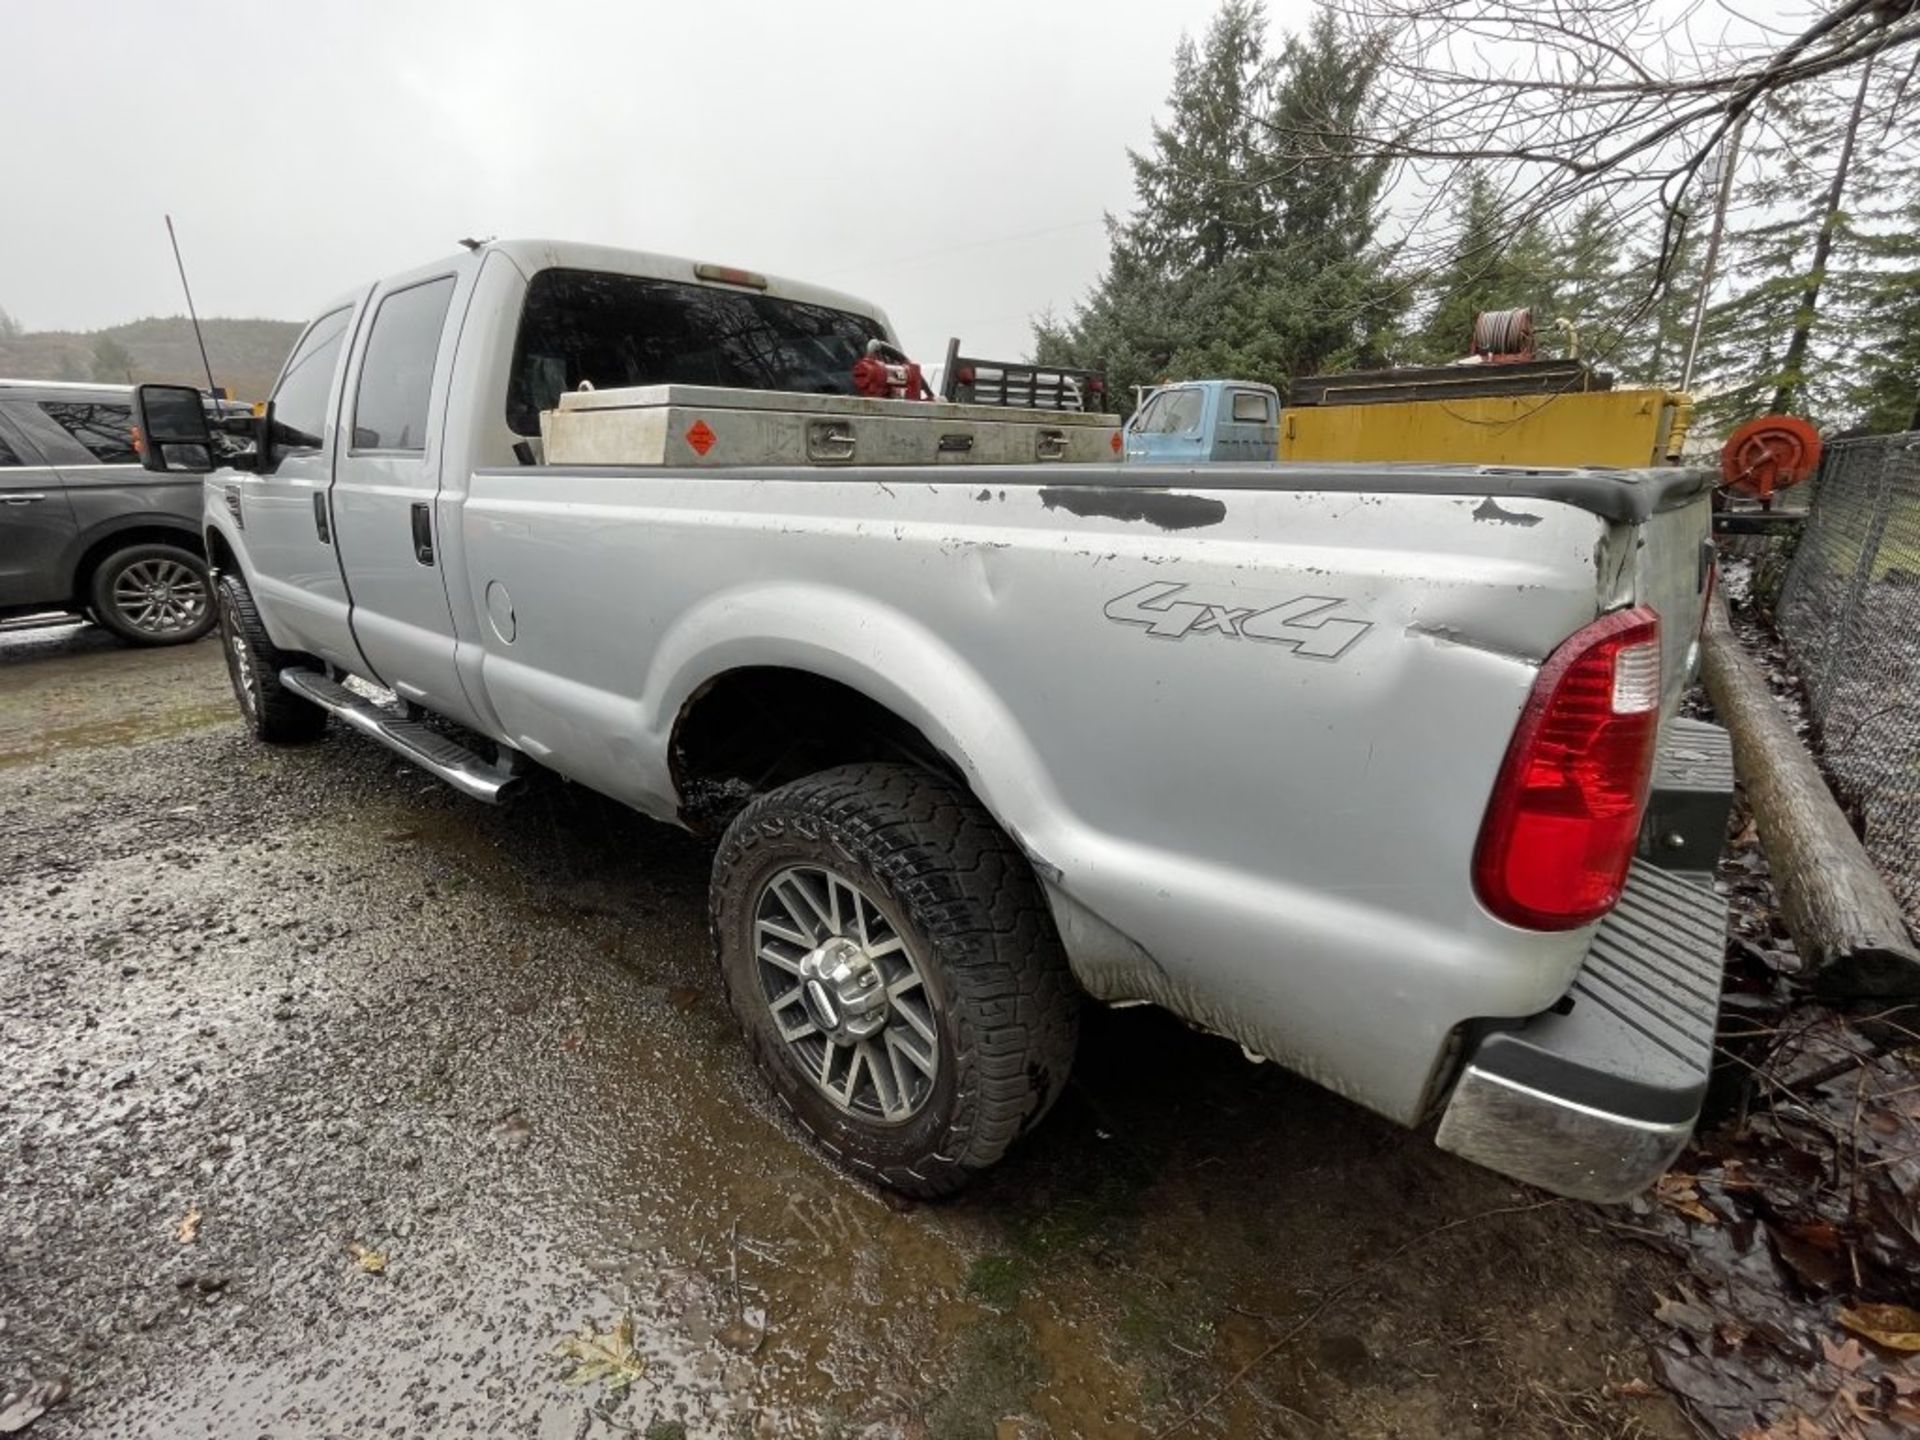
[272, 308, 355, 448]
[1230, 390, 1274, 424]
[506, 269, 888, 436]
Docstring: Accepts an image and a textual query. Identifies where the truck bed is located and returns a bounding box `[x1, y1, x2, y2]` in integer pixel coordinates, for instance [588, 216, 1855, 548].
[448, 458, 1714, 1127]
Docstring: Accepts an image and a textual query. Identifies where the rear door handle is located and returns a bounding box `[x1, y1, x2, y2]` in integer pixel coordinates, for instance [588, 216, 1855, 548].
[313, 492, 331, 544]
[410, 502, 434, 565]
[4, 493, 47, 505]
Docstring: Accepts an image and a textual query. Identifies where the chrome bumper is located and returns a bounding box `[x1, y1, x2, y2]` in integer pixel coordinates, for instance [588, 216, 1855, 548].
[1438, 721, 1734, 1203]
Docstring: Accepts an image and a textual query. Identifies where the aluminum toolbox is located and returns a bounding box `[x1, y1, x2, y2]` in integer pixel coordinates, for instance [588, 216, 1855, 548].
[541, 384, 1123, 468]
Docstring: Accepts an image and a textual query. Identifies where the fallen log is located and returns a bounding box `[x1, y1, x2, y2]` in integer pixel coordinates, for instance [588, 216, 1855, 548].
[1700, 596, 1920, 998]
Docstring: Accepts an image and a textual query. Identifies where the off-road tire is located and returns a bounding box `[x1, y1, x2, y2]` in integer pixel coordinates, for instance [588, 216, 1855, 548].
[88, 542, 215, 646]
[215, 571, 327, 744]
[711, 763, 1079, 1197]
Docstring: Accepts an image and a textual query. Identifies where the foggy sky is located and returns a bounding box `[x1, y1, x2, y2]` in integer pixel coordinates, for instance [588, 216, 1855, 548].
[1, 0, 1280, 362]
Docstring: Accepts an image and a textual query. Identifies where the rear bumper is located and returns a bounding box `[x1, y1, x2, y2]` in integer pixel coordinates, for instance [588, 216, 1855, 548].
[1436, 720, 1733, 1203]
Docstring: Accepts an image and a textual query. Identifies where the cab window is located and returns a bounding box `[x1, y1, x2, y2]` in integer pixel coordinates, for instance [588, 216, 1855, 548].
[1140, 388, 1203, 435]
[507, 268, 888, 436]
[1231, 390, 1273, 424]
[352, 277, 456, 451]
[272, 307, 354, 447]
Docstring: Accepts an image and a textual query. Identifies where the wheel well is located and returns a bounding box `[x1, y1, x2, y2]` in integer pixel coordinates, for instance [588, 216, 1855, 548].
[73, 526, 205, 601]
[203, 526, 240, 578]
[670, 668, 955, 834]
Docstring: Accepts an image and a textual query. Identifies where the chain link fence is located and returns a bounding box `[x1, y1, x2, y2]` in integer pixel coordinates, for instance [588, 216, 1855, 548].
[1773, 433, 1920, 928]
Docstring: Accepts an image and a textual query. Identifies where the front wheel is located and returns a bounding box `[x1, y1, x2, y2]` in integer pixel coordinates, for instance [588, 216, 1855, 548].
[89, 543, 214, 645]
[710, 763, 1079, 1197]
[215, 571, 327, 744]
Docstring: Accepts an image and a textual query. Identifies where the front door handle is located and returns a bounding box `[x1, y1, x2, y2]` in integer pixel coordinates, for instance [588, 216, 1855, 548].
[410, 502, 434, 565]
[312, 491, 331, 544]
[4, 493, 47, 505]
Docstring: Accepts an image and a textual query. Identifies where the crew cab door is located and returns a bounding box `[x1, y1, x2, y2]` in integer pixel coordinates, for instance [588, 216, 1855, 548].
[238, 301, 368, 670]
[0, 407, 77, 609]
[329, 262, 482, 728]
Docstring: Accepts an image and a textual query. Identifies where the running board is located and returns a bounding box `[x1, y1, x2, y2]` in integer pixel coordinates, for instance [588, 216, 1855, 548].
[278, 669, 524, 804]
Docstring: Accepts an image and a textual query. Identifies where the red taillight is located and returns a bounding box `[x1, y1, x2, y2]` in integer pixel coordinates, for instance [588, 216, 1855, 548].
[1474, 607, 1662, 930]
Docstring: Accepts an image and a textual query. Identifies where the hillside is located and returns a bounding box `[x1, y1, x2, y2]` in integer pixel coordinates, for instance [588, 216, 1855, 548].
[0, 315, 303, 403]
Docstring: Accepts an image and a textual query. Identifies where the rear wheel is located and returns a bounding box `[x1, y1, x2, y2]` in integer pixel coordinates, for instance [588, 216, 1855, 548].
[710, 763, 1079, 1196]
[215, 571, 327, 744]
[88, 543, 213, 646]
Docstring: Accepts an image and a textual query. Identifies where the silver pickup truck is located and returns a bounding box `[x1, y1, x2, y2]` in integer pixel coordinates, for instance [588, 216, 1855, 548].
[132, 239, 1730, 1202]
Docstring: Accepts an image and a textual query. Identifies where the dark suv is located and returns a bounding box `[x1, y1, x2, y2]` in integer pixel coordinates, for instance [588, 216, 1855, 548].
[0, 380, 214, 645]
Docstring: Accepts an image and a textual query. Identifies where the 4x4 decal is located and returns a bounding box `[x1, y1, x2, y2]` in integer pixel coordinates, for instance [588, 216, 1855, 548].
[1104, 581, 1372, 660]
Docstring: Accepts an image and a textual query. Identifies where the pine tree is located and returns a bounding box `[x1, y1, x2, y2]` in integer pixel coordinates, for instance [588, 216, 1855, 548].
[1841, 164, 1920, 432]
[90, 335, 135, 384]
[1036, 4, 1398, 400]
[1413, 172, 1556, 363]
[1121, 0, 1279, 273]
[1693, 67, 1904, 432]
[1546, 201, 1629, 366]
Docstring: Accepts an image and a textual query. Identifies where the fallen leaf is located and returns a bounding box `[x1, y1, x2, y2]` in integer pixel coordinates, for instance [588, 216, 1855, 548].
[551, 1314, 645, 1391]
[175, 1206, 202, 1244]
[1655, 1173, 1719, 1225]
[1610, 1377, 1659, 1399]
[1838, 1303, 1920, 1351]
[1768, 1223, 1846, 1293]
[665, 986, 701, 1011]
[1654, 1292, 1716, 1339]
[1821, 1336, 1869, 1372]
[347, 1242, 388, 1276]
[559, 1031, 583, 1053]
[0, 1378, 69, 1434]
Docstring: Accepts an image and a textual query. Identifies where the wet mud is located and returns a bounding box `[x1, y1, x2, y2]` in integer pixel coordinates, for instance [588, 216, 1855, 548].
[2, 626, 1689, 1438]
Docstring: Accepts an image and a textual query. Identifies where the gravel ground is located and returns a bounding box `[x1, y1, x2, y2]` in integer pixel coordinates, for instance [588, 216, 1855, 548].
[1, 623, 1691, 1439]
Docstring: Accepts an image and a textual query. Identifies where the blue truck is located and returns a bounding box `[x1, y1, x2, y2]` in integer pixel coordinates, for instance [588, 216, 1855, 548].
[1121, 379, 1280, 462]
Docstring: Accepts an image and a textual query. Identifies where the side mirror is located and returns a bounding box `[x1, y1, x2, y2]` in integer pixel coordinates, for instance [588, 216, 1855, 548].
[132, 384, 215, 474]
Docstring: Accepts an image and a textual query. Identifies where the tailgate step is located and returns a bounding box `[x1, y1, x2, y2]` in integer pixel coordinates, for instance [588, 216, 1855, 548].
[279, 670, 523, 804]
[1436, 860, 1729, 1201]
[1639, 717, 1735, 886]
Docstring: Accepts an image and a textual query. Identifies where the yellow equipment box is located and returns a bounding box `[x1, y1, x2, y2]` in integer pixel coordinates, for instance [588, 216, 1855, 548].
[1278, 360, 1693, 468]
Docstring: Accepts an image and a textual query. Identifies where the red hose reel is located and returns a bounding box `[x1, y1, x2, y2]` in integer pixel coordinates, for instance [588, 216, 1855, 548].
[1719, 414, 1822, 508]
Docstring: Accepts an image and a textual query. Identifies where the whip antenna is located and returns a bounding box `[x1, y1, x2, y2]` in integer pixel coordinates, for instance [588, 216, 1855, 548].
[165, 214, 220, 398]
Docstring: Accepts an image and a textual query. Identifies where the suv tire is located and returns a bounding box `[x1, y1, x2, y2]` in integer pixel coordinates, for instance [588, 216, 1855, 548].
[711, 763, 1078, 1196]
[89, 542, 215, 646]
[215, 571, 327, 744]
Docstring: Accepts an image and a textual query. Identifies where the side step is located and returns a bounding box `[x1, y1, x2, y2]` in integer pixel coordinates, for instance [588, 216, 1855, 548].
[279, 669, 524, 804]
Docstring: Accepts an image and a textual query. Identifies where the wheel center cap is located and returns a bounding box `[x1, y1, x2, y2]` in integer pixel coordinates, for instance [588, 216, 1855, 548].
[796, 936, 888, 1042]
